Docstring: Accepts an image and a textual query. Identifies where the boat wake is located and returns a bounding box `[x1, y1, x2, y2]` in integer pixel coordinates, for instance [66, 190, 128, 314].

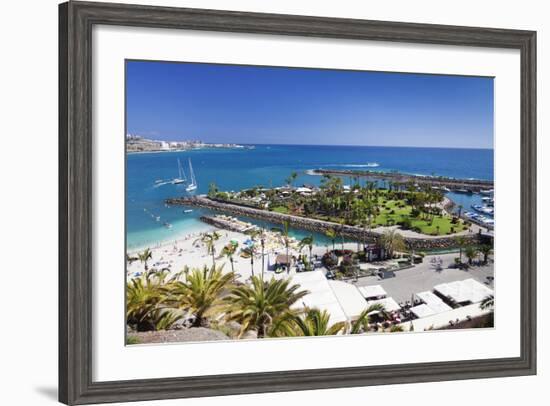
[153, 180, 173, 188]
[326, 163, 380, 168]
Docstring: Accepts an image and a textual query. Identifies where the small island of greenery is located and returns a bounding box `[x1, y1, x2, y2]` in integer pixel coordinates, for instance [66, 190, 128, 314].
[208, 173, 469, 237]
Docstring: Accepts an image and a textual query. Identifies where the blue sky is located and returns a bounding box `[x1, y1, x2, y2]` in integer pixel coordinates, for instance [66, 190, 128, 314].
[126, 60, 494, 149]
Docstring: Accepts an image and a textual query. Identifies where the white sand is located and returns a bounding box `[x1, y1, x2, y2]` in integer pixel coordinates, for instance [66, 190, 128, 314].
[126, 227, 317, 283]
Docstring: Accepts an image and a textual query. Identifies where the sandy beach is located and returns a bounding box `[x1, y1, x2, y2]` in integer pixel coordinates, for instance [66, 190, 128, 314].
[126, 216, 385, 283]
[126, 225, 317, 282]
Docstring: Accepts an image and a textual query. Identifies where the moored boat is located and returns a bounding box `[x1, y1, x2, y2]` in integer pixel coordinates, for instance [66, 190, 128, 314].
[472, 204, 494, 216]
[185, 159, 198, 192]
[172, 158, 187, 184]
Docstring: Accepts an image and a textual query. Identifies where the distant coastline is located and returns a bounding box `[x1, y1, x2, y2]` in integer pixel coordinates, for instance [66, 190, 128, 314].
[126, 133, 253, 153]
[126, 145, 253, 155]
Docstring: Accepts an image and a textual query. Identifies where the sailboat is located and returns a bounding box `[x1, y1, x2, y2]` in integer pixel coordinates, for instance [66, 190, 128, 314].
[172, 158, 187, 184]
[185, 158, 197, 192]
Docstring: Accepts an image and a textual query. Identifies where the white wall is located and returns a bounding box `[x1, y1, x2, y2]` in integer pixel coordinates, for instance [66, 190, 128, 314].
[0, 0, 546, 404]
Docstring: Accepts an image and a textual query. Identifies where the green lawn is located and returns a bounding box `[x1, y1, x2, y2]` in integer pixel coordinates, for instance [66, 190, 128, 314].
[272, 206, 289, 214]
[265, 191, 468, 236]
[372, 197, 468, 235]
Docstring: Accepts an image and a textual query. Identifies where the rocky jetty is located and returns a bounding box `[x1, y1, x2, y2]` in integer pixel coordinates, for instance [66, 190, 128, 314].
[167, 196, 490, 250]
[313, 169, 494, 192]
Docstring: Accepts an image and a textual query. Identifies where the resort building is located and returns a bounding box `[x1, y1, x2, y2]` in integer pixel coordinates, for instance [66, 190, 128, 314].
[275, 254, 294, 271]
[358, 285, 387, 301]
[290, 271, 372, 324]
[433, 279, 494, 307]
[363, 243, 386, 262]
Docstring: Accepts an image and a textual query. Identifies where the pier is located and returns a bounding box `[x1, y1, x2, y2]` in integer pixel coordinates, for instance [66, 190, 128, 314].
[312, 169, 494, 193]
[166, 196, 489, 250]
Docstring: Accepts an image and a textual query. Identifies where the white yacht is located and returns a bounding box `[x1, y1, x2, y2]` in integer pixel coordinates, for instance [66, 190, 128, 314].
[185, 159, 197, 192]
[172, 159, 187, 184]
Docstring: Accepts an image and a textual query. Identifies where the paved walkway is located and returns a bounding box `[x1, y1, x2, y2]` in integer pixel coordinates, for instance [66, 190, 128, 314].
[353, 252, 494, 304]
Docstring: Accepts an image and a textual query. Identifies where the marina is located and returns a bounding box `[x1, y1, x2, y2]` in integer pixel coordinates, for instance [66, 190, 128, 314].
[127, 145, 494, 250]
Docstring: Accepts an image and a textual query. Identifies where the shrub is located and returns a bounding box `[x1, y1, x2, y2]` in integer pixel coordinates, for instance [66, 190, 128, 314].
[356, 251, 367, 262]
[126, 335, 141, 345]
[322, 252, 338, 268]
[398, 218, 412, 229]
[333, 249, 353, 257]
[341, 255, 354, 267]
[340, 256, 359, 277]
[215, 192, 230, 200]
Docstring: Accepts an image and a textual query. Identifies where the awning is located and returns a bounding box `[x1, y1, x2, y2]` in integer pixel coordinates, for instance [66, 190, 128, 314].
[358, 285, 387, 300]
[416, 291, 453, 313]
[367, 297, 401, 312]
[289, 271, 348, 323]
[410, 304, 437, 318]
[329, 281, 371, 320]
[434, 278, 494, 304]
[290, 271, 370, 324]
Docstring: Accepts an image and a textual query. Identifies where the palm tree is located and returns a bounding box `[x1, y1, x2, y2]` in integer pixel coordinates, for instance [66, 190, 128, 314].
[242, 245, 257, 277]
[221, 243, 237, 273]
[286, 171, 298, 187]
[208, 182, 219, 198]
[126, 270, 179, 331]
[325, 228, 336, 252]
[379, 229, 406, 259]
[338, 219, 346, 250]
[362, 201, 376, 249]
[456, 236, 467, 263]
[260, 234, 266, 278]
[464, 246, 477, 265]
[349, 303, 386, 334]
[172, 265, 235, 327]
[251, 228, 268, 278]
[224, 276, 308, 338]
[126, 253, 138, 265]
[276, 308, 346, 337]
[479, 244, 493, 264]
[196, 232, 221, 267]
[299, 235, 314, 266]
[272, 221, 291, 273]
[137, 248, 153, 271]
[480, 294, 494, 310]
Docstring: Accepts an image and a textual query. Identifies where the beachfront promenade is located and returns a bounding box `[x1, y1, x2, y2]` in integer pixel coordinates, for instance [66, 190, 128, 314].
[313, 169, 494, 193]
[166, 195, 489, 250]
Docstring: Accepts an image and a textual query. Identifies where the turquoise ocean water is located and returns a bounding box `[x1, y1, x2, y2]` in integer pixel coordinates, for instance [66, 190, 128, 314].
[126, 145, 494, 250]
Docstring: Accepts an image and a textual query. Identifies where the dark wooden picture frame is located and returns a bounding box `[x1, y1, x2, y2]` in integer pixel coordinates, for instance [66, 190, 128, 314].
[59, 1, 536, 404]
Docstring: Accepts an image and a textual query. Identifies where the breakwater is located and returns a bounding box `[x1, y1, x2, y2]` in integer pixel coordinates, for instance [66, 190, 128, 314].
[166, 196, 488, 250]
[312, 169, 493, 192]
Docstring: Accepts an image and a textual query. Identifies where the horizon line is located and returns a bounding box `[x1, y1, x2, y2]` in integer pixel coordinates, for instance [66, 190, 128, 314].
[241, 142, 494, 150]
[141, 139, 494, 151]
